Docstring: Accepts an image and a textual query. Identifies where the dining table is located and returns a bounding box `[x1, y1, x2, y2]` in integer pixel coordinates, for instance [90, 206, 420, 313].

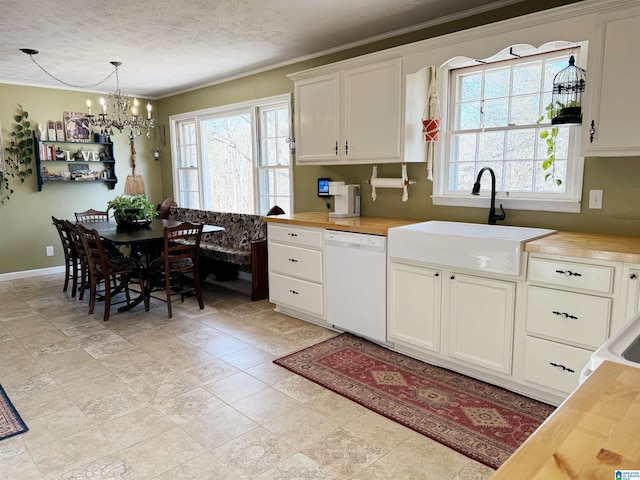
[78, 218, 224, 246]
[77, 218, 224, 313]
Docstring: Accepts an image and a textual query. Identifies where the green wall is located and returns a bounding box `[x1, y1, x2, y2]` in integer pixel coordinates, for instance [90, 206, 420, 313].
[0, 85, 158, 274]
[3, 0, 640, 277]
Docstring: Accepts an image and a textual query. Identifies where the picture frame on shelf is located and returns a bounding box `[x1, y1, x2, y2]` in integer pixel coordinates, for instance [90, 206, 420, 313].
[47, 121, 56, 141]
[63, 112, 91, 143]
[55, 121, 65, 141]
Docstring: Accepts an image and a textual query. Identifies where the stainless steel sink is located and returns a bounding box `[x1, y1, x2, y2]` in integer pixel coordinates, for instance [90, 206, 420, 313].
[387, 221, 556, 276]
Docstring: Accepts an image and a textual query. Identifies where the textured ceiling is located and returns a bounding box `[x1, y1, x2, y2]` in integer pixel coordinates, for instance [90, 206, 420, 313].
[1, 0, 524, 99]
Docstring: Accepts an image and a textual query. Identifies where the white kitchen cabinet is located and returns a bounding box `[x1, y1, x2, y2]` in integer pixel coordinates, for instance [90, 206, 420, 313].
[582, 3, 640, 156]
[523, 254, 614, 394]
[268, 224, 326, 324]
[388, 261, 441, 353]
[448, 272, 515, 375]
[292, 58, 402, 164]
[621, 264, 640, 333]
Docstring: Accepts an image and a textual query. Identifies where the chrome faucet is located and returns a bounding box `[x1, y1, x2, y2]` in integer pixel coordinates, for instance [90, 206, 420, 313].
[471, 167, 506, 225]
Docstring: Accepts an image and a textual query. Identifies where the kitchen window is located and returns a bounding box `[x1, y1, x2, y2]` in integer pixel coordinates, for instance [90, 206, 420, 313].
[434, 45, 585, 213]
[170, 94, 293, 215]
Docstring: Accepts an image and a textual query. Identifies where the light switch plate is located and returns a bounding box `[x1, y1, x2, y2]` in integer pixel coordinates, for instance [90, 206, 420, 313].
[589, 189, 603, 209]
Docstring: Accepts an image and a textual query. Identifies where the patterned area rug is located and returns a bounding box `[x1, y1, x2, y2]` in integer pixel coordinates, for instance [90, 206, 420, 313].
[0, 385, 28, 441]
[274, 333, 554, 469]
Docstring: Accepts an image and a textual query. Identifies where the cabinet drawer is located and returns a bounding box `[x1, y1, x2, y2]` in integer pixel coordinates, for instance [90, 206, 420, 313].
[269, 273, 324, 317]
[268, 243, 323, 283]
[268, 224, 323, 249]
[527, 286, 610, 349]
[524, 336, 591, 395]
[528, 257, 614, 294]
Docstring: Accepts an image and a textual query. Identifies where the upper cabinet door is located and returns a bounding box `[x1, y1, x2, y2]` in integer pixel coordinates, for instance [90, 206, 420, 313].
[583, 4, 640, 156]
[294, 73, 340, 163]
[292, 57, 403, 165]
[342, 58, 402, 163]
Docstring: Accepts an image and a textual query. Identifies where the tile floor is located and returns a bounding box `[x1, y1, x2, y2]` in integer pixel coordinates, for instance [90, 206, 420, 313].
[0, 274, 495, 479]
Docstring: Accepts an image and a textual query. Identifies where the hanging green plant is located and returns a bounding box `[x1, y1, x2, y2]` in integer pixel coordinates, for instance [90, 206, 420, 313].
[1, 105, 34, 204]
[536, 100, 580, 188]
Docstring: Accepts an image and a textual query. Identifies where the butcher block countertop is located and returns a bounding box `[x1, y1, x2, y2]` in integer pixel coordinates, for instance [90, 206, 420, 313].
[492, 361, 640, 479]
[264, 212, 416, 236]
[525, 231, 640, 263]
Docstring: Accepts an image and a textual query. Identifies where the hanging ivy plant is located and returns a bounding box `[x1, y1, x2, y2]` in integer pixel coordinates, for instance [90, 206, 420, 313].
[537, 102, 562, 187]
[1, 105, 34, 204]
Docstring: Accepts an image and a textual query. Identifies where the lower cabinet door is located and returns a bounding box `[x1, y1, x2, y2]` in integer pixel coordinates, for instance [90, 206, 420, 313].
[524, 336, 592, 394]
[448, 273, 515, 375]
[268, 273, 324, 318]
[388, 262, 441, 353]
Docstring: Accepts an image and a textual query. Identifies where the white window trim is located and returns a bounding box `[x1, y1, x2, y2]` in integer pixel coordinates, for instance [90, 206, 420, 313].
[431, 43, 587, 214]
[169, 93, 293, 214]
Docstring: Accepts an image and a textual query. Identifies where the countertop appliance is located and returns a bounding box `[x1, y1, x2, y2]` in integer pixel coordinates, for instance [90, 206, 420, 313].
[580, 310, 640, 384]
[324, 230, 387, 343]
[328, 181, 360, 218]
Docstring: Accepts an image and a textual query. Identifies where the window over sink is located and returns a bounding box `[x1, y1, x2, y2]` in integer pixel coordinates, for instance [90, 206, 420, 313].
[433, 43, 587, 213]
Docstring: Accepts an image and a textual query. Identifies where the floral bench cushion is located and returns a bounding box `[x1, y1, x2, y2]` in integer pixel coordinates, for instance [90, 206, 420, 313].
[168, 207, 266, 269]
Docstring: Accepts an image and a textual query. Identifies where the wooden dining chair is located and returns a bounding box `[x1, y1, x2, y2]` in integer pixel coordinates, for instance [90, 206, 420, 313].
[77, 224, 148, 321]
[64, 220, 91, 301]
[147, 221, 204, 318]
[75, 209, 109, 222]
[51, 216, 79, 296]
[157, 198, 177, 219]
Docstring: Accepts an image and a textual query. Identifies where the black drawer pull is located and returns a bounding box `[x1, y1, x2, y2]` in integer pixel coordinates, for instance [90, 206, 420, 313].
[552, 311, 578, 320]
[289, 289, 299, 295]
[287, 232, 298, 237]
[288, 258, 298, 263]
[549, 362, 575, 373]
[555, 269, 582, 277]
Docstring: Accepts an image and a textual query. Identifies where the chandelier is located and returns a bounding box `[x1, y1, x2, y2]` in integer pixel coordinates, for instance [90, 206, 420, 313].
[87, 62, 155, 138]
[20, 50, 155, 138]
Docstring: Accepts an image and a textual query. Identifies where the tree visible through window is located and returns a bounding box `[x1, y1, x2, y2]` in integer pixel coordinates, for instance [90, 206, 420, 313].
[444, 47, 583, 208]
[171, 95, 292, 215]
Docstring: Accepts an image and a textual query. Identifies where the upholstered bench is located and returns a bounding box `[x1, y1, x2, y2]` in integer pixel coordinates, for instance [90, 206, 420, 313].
[167, 207, 268, 300]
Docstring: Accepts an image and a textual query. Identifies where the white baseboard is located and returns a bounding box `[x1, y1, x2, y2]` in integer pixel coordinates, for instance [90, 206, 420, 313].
[0, 266, 65, 282]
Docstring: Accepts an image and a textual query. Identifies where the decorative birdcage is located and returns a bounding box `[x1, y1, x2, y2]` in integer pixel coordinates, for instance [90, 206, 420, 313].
[551, 55, 586, 125]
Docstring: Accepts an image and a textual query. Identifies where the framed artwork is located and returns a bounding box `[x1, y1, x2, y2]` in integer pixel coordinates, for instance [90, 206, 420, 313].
[63, 112, 91, 143]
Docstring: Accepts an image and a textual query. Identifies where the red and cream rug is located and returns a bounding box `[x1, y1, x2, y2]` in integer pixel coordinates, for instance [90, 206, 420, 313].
[274, 333, 554, 469]
[0, 385, 28, 441]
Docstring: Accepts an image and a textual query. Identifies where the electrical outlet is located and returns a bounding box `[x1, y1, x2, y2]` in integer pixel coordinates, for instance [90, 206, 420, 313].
[46, 245, 54, 256]
[589, 189, 603, 209]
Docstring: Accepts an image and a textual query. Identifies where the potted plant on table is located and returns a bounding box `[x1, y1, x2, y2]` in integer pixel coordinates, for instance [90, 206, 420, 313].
[107, 194, 158, 229]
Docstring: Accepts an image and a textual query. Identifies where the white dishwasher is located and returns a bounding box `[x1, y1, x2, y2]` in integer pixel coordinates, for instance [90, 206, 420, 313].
[324, 230, 387, 343]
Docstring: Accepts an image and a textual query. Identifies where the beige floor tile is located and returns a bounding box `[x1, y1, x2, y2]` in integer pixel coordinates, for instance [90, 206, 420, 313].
[57, 452, 143, 480]
[0, 451, 43, 479]
[181, 404, 258, 450]
[130, 371, 200, 403]
[245, 361, 296, 385]
[232, 386, 301, 424]
[120, 427, 206, 478]
[304, 389, 369, 426]
[204, 371, 268, 403]
[182, 357, 240, 385]
[453, 460, 495, 480]
[29, 427, 116, 478]
[272, 374, 327, 403]
[263, 404, 340, 451]
[21, 405, 93, 451]
[0, 435, 27, 459]
[255, 452, 337, 480]
[154, 387, 225, 424]
[303, 427, 385, 479]
[219, 345, 277, 370]
[212, 427, 297, 479]
[4, 373, 58, 401]
[99, 406, 176, 450]
[343, 410, 415, 451]
[354, 435, 470, 480]
[154, 452, 241, 480]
